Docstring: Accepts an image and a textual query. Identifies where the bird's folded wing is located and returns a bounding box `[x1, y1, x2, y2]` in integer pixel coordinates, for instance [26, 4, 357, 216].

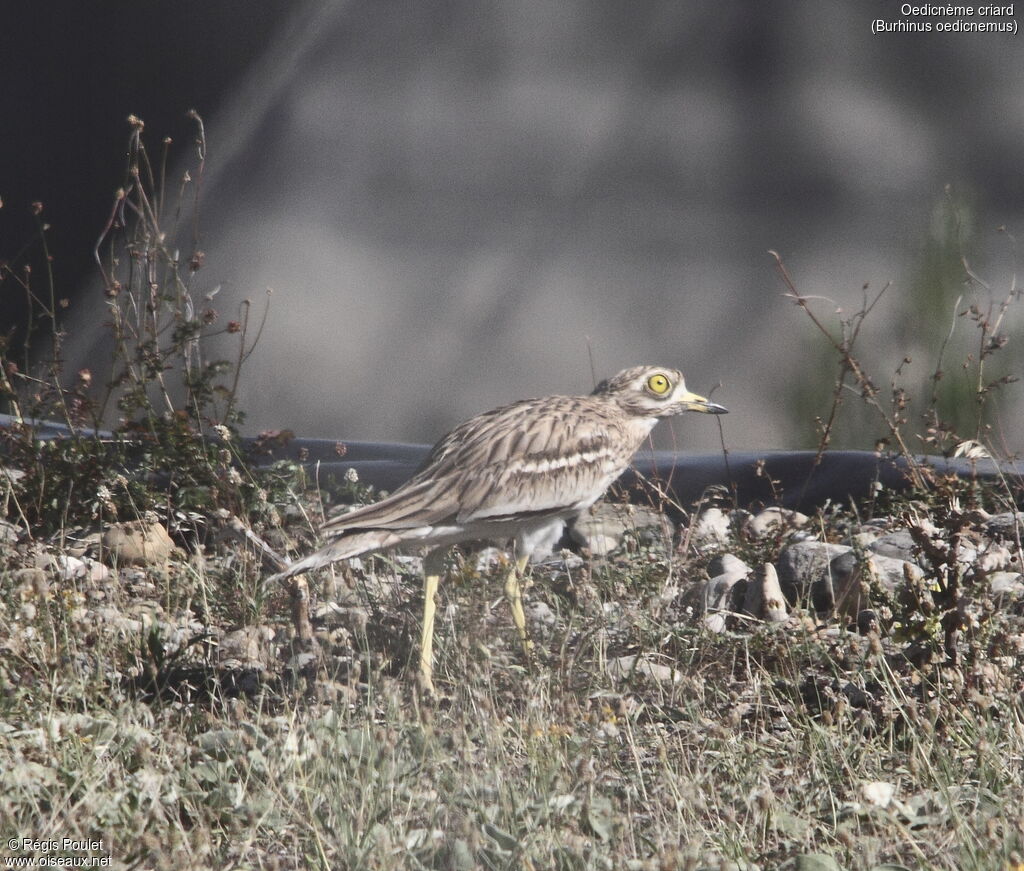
[432, 407, 628, 523]
[319, 476, 462, 533]
[319, 397, 633, 533]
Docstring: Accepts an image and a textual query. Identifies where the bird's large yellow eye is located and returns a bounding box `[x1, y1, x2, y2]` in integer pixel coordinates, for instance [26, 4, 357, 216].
[646, 373, 671, 395]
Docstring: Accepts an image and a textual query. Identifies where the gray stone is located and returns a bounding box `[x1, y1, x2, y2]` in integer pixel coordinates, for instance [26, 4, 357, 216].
[701, 557, 751, 632]
[569, 501, 670, 556]
[526, 599, 557, 630]
[988, 571, 1024, 601]
[218, 625, 275, 670]
[690, 507, 732, 544]
[746, 507, 809, 538]
[607, 654, 682, 685]
[867, 530, 917, 561]
[707, 553, 752, 578]
[12, 567, 49, 599]
[985, 512, 1022, 540]
[818, 550, 924, 619]
[777, 540, 852, 605]
[977, 544, 1014, 573]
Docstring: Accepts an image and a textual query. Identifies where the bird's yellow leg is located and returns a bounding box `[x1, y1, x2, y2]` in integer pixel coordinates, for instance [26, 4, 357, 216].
[504, 553, 535, 660]
[419, 550, 445, 695]
[419, 572, 440, 694]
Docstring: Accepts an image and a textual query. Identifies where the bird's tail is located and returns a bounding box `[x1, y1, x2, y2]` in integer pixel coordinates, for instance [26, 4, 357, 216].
[264, 529, 405, 589]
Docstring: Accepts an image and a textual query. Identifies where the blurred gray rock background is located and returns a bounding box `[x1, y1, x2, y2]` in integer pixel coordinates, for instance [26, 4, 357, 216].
[4, 1, 1023, 452]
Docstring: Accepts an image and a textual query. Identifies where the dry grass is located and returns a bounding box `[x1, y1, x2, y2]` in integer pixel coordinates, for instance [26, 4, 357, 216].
[1, 487, 1023, 870]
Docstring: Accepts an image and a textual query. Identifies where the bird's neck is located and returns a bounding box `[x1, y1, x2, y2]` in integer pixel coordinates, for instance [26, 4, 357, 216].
[626, 416, 660, 446]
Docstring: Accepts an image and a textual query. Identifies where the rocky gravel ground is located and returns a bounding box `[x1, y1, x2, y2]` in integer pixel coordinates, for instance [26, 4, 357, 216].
[1, 472, 1023, 869]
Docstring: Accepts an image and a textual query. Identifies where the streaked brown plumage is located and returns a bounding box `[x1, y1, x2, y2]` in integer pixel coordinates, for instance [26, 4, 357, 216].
[267, 365, 726, 692]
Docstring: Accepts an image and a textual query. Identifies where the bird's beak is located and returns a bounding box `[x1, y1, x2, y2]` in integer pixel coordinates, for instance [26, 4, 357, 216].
[679, 390, 728, 414]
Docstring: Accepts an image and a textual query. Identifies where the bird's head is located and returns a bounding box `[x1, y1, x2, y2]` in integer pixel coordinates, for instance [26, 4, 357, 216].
[592, 366, 728, 418]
